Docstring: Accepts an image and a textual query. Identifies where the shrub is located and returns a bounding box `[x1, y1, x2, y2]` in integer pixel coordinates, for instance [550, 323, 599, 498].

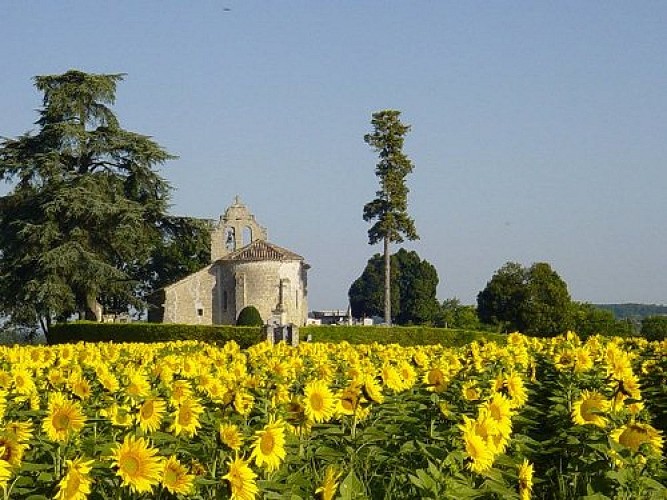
[641, 315, 667, 342]
[236, 306, 264, 326]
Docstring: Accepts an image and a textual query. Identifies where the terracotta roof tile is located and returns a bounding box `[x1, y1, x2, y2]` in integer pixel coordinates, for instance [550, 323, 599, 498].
[222, 240, 303, 262]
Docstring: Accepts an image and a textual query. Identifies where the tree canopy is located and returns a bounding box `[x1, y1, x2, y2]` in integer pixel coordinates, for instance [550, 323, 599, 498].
[477, 261, 573, 336]
[641, 316, 667, 341]
[139, 216, 211, 297]
[0, 70, 175, 332]
[349, 249, 439, 325]
[363, 110, 418, 325]
[436, 298, 482, 330]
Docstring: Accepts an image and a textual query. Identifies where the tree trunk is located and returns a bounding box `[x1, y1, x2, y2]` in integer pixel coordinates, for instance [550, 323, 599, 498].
[40, 315, 51, 343]
[384, 236, 391, 326]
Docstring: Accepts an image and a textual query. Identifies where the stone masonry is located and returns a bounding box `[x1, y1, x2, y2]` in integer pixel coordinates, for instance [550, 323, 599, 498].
[151, 198, 309, 326]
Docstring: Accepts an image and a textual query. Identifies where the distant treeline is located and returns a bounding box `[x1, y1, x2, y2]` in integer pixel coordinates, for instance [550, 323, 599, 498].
[594, 303, 667, 320]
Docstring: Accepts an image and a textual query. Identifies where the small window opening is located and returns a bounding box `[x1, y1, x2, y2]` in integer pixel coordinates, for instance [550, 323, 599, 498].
[197, 308, 204, 317]
[243, 226, 252, 246]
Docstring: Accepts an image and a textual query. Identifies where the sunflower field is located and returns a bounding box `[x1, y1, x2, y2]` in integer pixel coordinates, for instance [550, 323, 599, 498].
[0, 332, 665, 499]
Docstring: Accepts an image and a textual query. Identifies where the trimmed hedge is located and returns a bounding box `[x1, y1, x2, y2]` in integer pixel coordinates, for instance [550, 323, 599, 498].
[47, 322, 506, 349]
[236, 306, 263, 326]
[303, 325, 506, 347]
[47, 322, 264, 349]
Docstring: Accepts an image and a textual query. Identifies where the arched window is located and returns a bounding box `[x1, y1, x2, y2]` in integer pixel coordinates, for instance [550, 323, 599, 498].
[243, 226, 252, 246]
[224, 227, 236, 252]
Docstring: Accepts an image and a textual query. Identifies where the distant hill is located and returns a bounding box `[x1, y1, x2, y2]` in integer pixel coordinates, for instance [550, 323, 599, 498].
[594, 303, 667, 320]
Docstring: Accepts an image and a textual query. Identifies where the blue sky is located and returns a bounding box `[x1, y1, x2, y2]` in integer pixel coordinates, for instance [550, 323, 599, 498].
[2, 2, 666, 309]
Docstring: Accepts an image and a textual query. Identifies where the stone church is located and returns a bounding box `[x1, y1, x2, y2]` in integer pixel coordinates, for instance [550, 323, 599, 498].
[149, 197, 309, 326]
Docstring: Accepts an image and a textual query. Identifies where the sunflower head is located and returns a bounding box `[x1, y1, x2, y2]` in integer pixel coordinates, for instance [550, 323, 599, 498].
[223, 456, 259, 500]
[161, 456, 194, 496]
[250, 419, 287, 472]
[110, 435, 163, 494]
[55, 457, 94, 500]
[304, 379, 336, 423]
[220, 423, 245, 451]
[315, 465, 342, 500]
[612, 422, 663, 455]
[42, 393, 86, 442]
[571, 390, 609, 428]
[518, 459, 533, 500]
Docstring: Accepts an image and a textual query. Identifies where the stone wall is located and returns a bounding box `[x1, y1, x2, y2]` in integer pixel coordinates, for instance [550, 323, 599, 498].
[210, 199, 268, 261]
[161, 265, 217, 325]
[216, 259, 308, 326]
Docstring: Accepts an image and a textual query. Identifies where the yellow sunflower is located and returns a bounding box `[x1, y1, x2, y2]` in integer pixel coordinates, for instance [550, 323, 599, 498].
[42, 393, 86, 442]
[0, 371, 11, 390]
[0, 391, 6, 421]
[303, 379, 336, 423]
[381, 363, 404, 392]
[12, 367, 36, 396]
[315, 465, 342, 500]
[233, 390, 254, 417]
[220, 423, 245, 451]
[97, 369, 120, 393]
[0, 436, 26, 467]
[462, 380, 481, 401]
[69, 374, 92, 400]
[223, 456, 258, 500]
[0, 456, 11, 489]
[161, 456, 194, 496]
[495, 373, 528, 409]
[337, 384, 361, 416]
[168, 379, 193, 406]
[461, 424, 496, 473]
[611, 422, 663, 455]
[137, 398, 166, 434]
[110, 434, 163, 494]
[571, 390, 609, 428]
[398, 362, 417, 390]
[424, 367, 448, 393]
[480, 393, 513, 439]
[250, 418, 286, 472]
[170, 397, 203, 437]
[518, 459, 533, 500]
[362, 375, 385, 404]
[100, 404, 132, 427]
[573, 347, 593, 373]
[54, 457, 94, 500]
[125, 372, 151, 400]
[3, 421, 34, 443]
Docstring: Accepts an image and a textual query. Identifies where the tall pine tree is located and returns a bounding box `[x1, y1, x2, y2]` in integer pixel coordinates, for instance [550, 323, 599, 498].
[363, 110, 418, 326]
[0, 70, 173, 333]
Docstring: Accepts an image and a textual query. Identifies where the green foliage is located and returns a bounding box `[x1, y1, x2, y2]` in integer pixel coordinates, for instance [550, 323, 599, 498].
[349, 249, 439, 325]
[138, 215, 211, 296]
[477, 261, 573, 336]
[363, 110, 418, 247]
[47, 321, 264, 348]
[477, 262, 527, 331]
[436, 298, 482, 330]
[47, 323, 502, 350]
[236, 305, 264, 326]
[0, 70, 173, 331]
[641, 315, 667, 341]
[571, 302, 636, 339]
[595, 303, 667, 320]
[303, 325, 506, 347]
[363, 109, 418, 325]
